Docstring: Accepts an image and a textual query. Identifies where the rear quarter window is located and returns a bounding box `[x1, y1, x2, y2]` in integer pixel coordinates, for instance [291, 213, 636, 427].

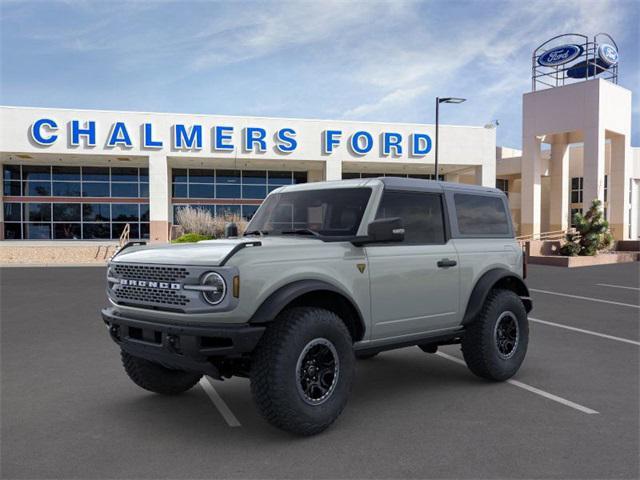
[454, 193, 510, 236]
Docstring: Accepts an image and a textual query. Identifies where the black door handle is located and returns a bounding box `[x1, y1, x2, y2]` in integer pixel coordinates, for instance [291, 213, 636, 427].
[437, 258, 457, 268]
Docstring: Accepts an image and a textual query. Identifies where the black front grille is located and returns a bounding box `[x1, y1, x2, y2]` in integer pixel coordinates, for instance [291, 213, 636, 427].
[115, 285, 190, 307]
[113, 264, 189, 283]
[111, 263, 192, 309]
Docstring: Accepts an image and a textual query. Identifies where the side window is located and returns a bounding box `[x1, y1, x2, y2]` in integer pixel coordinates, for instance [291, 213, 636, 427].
[375, 191, 445, 244]
[454, 193, 510, 236]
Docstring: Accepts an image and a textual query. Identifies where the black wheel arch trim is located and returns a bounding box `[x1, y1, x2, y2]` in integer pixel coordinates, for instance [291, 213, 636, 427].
[249, 279, 367, 340]
[462, 268, 532, 325]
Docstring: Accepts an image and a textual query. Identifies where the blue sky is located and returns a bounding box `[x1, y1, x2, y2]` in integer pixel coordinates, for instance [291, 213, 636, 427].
[1, 0, 638, 148]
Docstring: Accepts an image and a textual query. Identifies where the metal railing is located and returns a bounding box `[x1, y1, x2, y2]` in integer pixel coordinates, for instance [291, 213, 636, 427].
[119, 223, 131, 248]
[516, 228, 574, 244]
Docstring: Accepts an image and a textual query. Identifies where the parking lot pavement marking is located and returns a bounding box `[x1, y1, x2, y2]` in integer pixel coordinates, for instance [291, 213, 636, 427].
[199, 377, 241, 427]
[530, 288, 640, 309]
[596, 283, 640, 292]
[435, 352, 600, 415]
[530, 317, 640, 346]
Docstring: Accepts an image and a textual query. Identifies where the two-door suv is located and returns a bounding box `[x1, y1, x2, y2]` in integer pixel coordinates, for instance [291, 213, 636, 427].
[103, 177, 532, 435]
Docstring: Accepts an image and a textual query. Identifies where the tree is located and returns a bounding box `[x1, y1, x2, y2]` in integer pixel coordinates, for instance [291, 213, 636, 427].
[560, 199, 613, 256]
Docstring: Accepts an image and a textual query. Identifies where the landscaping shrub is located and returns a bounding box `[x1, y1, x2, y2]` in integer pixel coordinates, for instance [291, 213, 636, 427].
[560, 199, 613, 256]
[174, 206, 249, 239]
[172, 233, 214, 243]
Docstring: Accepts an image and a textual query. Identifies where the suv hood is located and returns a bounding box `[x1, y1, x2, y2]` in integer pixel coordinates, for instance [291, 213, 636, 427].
[111, 237, 323, 266]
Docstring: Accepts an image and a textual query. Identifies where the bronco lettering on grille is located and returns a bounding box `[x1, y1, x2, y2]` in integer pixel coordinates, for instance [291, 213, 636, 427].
[119, 279, 181, 290]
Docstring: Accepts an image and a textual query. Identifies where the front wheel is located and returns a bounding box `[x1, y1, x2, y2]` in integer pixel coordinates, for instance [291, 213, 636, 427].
[461, 289, 529, 381]
[250, 307, 355, 435]
[121, 351, 202, 395]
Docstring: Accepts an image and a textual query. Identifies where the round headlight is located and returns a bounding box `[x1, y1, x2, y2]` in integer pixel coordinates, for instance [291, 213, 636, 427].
[201, 272, 226, 305]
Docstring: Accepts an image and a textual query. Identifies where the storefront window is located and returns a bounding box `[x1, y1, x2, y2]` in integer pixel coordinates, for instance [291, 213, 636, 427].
[570, 177, 583, 203]
[3, 201, 149, 240]
[170, 168, 307, 221]
[2, 165, 148, 200]
[496, 178, 509, 197]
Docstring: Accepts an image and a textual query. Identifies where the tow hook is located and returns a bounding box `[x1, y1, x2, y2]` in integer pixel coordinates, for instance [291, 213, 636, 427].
[167, 334, 180, 353]
[108, 324, 121, 342]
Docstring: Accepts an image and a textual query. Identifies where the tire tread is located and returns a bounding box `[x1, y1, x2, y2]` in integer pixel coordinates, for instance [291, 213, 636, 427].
[250, 307, 353, 435]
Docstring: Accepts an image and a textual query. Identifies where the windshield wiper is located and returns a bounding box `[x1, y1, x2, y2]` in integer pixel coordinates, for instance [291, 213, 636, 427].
[280, 228, 321, 238]
[243, 229, 269, 236]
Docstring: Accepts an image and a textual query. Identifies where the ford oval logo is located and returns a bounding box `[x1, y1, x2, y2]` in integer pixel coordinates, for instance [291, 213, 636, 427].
[598, 43, 618, 66]
[538, 44, 583, 67]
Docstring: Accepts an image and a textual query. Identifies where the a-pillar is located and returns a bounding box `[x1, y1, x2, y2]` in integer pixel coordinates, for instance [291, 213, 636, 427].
[582, 126, 605, 212]
[148, 153, 171, 243]
[324, 158, 342, 181]
[521, 135, 543, 237]
[609, 133, 631, 240]
[549, 134, 570, 232]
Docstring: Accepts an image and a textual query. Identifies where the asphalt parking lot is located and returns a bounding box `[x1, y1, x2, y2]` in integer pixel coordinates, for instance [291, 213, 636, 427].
[1, 263, 639, 479]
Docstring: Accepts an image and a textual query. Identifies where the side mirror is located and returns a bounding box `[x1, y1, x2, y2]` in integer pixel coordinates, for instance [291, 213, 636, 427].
[353, 217, 404, 245]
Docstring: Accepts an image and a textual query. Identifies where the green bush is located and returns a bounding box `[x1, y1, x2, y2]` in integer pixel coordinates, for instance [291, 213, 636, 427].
[172, 233, 214, 243]
[560, 199, 613, 256]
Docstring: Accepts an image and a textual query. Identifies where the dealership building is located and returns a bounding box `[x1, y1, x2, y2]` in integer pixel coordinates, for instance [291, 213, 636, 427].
[0, 107, 496, 243]
[0, 34, 638, 244]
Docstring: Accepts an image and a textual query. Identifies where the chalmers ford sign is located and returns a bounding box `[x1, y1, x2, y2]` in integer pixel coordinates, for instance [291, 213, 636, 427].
[29, 118, 434, 157]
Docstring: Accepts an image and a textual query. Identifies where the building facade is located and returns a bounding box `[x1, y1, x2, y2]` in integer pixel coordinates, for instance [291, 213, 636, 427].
[496, 79, 639, 240]
[0, 106, 496, 242]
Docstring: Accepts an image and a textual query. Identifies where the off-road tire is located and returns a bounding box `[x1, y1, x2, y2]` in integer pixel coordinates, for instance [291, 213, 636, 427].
[250, 307, 355, 436]
[121, 350, 202, 395]
[461, 289, 528, 381]
[356, 352, 379, 360]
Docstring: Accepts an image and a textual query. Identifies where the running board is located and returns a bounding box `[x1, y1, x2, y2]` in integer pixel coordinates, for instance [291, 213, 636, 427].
[354, 328, 464, 356]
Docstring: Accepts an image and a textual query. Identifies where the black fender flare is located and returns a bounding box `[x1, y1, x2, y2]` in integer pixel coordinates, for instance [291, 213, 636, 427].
[462, 268, 532, 325]
[249, 279, 366, 338]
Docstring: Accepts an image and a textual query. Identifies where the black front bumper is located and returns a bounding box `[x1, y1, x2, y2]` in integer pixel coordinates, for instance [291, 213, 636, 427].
[102, 307, 265, 378]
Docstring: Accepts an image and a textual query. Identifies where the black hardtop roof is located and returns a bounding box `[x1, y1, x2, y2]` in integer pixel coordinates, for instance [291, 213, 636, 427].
[380, 176, 503, 196]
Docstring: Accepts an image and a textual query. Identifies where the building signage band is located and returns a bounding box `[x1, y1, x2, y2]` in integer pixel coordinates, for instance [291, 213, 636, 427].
[28, 118, 434, 157]
[537, 44, 583, 67]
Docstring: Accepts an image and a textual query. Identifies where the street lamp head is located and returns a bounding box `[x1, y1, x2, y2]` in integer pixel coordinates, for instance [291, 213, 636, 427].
[438, 97, 466, 104]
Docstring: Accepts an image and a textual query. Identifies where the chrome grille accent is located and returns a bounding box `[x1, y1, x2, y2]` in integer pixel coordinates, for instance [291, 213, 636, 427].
[113, 264, 189, 283]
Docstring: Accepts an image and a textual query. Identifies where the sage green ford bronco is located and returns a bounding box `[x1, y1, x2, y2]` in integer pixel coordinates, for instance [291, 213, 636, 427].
[103, 177, 532, 435]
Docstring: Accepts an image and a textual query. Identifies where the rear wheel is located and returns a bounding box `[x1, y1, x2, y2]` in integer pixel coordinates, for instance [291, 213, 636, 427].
[250, 307, 355, 435]
[121, 351, 202, 395]
[461, 289, 528, 381]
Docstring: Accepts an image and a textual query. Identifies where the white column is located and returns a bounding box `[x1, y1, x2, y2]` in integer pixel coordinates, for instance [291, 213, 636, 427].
[521, 135, 543, 237]
[148, 153, 171, 243]
[324, 158, 342, 181]
[582, 126, 606, 211]
[609, 134, 631, 240]
[474, 162, 495, 188]
[445, 172, 460, 183]
[549, 135, 570, 232]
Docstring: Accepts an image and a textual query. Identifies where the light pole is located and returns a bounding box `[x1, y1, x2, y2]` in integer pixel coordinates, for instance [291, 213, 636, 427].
[435, 97, 466, 180]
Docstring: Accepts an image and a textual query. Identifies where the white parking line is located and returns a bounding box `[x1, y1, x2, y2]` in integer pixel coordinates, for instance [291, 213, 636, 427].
[596, 283, 640, 292]
[530, 317, 640, 346]
[435, 352, 599, 415]
[530, 288, 640, 309]
[199, 377, 241, 427]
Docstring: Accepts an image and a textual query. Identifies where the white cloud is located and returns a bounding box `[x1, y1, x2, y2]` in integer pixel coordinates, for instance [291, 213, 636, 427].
[339, 0, 629, 121]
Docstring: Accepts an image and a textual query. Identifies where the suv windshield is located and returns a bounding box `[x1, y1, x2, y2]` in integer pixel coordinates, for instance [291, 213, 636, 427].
[245, 187, 372, 237]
